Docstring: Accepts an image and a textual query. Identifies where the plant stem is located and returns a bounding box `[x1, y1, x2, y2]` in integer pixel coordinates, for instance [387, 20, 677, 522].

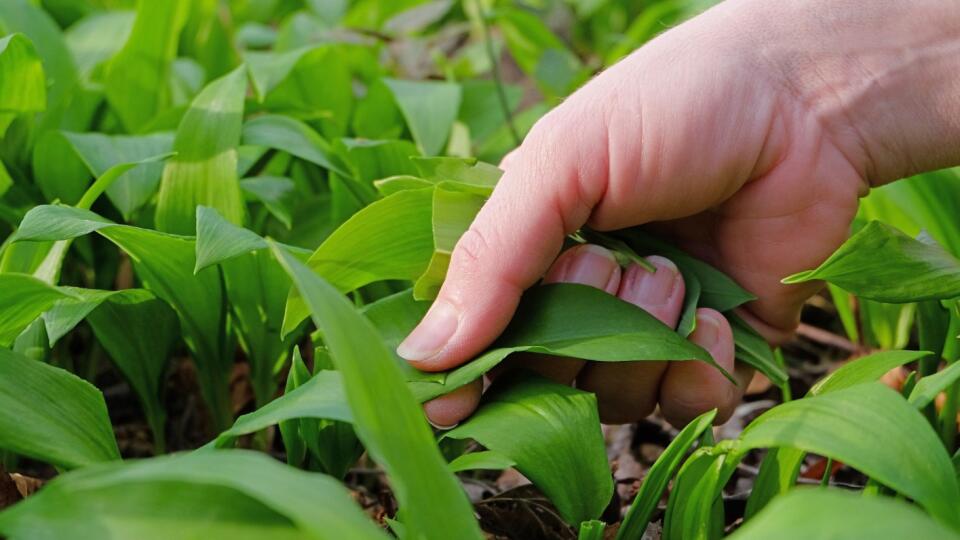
[577, 520, 606, 540]
[774, 348, 792, 402]
[474, 0, 520, 147]
[820, 457, 832, 487]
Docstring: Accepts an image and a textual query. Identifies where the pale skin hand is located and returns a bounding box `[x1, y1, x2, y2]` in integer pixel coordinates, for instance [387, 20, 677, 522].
[398, 0, 960, 428]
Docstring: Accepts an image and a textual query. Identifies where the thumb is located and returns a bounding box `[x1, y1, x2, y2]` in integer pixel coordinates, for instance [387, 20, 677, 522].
[397, 104, 609, 372]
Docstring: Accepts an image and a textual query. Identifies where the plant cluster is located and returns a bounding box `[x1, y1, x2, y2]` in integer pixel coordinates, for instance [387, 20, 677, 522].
[0, 1, 959, 539]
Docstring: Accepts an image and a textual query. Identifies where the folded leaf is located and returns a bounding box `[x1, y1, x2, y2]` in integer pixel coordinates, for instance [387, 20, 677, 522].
[446, 450, 516, 473]
[0, 33, 46, 133]
[0, 348, 119, 469]
[383, 78, 461, 156]
[909, 360, 960, 409]
[809, 350, 929, 396]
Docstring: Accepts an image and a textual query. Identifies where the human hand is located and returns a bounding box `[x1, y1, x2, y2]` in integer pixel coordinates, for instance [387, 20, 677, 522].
[398, 0, 960, 428]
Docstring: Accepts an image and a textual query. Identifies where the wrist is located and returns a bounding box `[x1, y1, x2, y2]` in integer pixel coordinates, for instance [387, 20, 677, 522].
[734, 0, 960, 185]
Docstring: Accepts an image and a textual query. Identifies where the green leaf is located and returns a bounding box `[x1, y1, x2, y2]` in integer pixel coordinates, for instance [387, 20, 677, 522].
[216, 370, 353, 447]
[62, 131, 175, 219]
[617, 409, 716, 540]
[0, 348, 119, 469]
[616, 230, 755, 312]
[910, 360, 960, 409]
[446, 373, 613, 525]
[0, 450, 389, 540]
[662, 444, 734, 540]
[104, 0, 189, 132]
[784, 221, 960, 302]
[809, 350, 930, 396]
[578, 520, 607, 540]
[86, 289, 178, 452]
[0, 33, 46, 126]
[740, 383, 960, 529]
[446, 450, 516, 473]
[14, 205, 233, 431]
[156, 66, 248, 235]
[0, 273, 72, 346]
[63, 10, 134, 79]
[41, 287, 125, 346]
[728, 313, 787, 386]
[281, 187, 435, 336]
[383, 78, 462, 156]
[496, 8, 587, 97]
[410, 283, 723, 402]
[279, 348, 312, 466]
[195, 205, 268, 272]
[268, 241, 483, 539]
[411, 156, 502, 191]
[241, 176, 297, 229]
[732, 488, 960, 540]
[742, 446, 805, 520]
[241, 114, 347, 176]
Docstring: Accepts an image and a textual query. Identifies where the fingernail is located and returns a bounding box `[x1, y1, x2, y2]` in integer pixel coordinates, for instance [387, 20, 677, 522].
[546, 245, 619, 291]
[692, 310, 723, 350]
[620, 255, 681, 306]
[428, 419, 459, 430]
[397, 299, 459, 362]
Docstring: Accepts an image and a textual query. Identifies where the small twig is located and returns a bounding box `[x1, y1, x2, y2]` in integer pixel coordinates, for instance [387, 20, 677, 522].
[796, 323, 859, 353]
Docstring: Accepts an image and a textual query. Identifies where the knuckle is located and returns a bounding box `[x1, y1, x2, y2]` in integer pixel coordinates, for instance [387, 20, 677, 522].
[451, 228, 491, 270]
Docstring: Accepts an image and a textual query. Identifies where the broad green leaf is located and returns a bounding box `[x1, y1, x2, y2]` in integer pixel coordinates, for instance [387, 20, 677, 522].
[241, 176, 297, 229]
[446, 450, 516, 473]
[104, 0, 189, 132]
[740, 383, 960, 529]
[63, 10, 135, 79]
[31, 129, 91, 205]
[42, 287, 126, 346]
[62, 131, 175, 219]
[245, 46, 313, 101]
[14, 205, 233, 430]
[411, 156, 501, 191]
[0, 450, 388, 540]
[446, 373, 613, 525]
[784, 221, 960, 302]
[336, 138, 420, 185]
[809, 350, 930, 396]
[910, 361, 960, 409]
[352, 78, 404, 140]
[241, 114, 347, 176]
[87, 289, 178, 452]
[383, 78, 462, 156]
[617, 409, 716, 540]
[0, 273, 72, 346]
[0, 33, 46, 130]
[279, 348, 312, 466]
[156, 66, 248, 235]
[282, 187, 435, 336]
[732, 488, 960, 540]
[195, 205, 268, 272]
[268, 241, 483, 539]
[458, 80, 522, 144]
[410, 283, 722, 402]
[216, 370, 353, 447]
[0, 348, 119, 469]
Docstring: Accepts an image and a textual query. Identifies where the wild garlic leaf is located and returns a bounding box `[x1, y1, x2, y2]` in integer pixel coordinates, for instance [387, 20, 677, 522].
[0, 348, 119, 469]
[740, 383, 960, 530]
[155, 66, 248, 235]
[0, 273, 73, 346]
[732, 488, 960, 540]
[617, 409, 716, 540]
[269, 241, 483, 540]
[446, 450, 516, 473]
[446, 373, 613, 525]
[809, 349, 930, 396]
[0, 450, 388, 540]
[104, 0, 188, 132]
[909, 360, 960, 409]
[383, 78, 462, 156]
[0, 33, 46, 133]
[784, 221, 960, 302]
[241, 114, 348, 177]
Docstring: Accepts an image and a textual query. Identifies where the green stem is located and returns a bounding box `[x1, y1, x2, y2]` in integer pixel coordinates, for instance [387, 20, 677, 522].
[774, 348, 792, 402]
[474, 0, 520, 147]
[577, 520, 606, 540]
[820, 457, 832, 487]
[940, 379, 959, 453]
